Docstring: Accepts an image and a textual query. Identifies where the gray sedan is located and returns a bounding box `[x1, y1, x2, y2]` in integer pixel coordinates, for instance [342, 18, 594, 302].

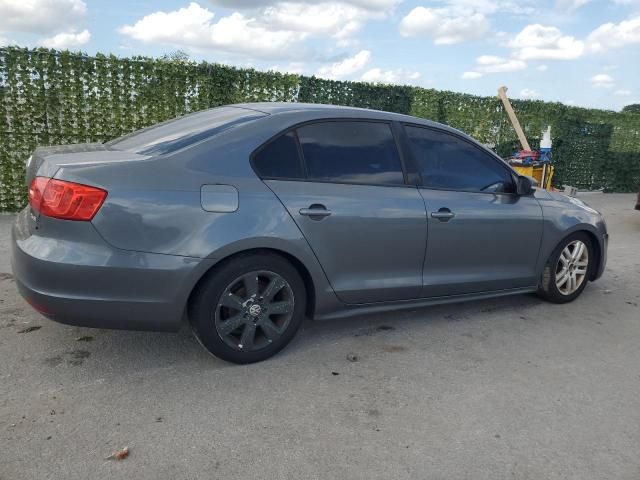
[11, 103, 608, 363]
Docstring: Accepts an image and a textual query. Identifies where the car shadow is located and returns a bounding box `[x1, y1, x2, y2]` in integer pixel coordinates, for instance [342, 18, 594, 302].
[60, 292, 543, 376]
[301, 293, 541, 338]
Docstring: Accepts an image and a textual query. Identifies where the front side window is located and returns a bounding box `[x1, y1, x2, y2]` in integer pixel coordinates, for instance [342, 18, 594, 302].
[296, 121, 404, 185]
[405, 126, 514, 193]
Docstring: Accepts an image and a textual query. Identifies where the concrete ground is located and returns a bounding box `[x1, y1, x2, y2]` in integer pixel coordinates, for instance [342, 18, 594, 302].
[0, 194, 639, 480]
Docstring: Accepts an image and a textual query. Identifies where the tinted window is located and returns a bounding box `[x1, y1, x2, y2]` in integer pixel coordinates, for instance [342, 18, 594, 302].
[253, 132, 303, 179]
[405, 126, 514, 193]
[108, 107, 264, 155]
[297, 121, 404, 185]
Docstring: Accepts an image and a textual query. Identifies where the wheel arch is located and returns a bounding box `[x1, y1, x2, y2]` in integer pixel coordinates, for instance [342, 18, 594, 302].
[547, 227, 602, 281]
[186, 247, 317, 320]
[537, 222, 604, 285]
[581, 229, 602, 281]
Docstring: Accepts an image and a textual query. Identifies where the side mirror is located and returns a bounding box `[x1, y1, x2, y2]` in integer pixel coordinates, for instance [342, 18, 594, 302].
[516, 175, 536, 195]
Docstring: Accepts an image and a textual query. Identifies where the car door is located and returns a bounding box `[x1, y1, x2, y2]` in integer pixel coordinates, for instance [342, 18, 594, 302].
[401, 124, 543, 297]
[253, 120, 427, 304]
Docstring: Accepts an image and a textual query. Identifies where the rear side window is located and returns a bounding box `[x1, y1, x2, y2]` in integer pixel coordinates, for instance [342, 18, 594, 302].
[405, 126, 514, 193]
[253, 132, 304, 179]
[296, 121, 404, 185]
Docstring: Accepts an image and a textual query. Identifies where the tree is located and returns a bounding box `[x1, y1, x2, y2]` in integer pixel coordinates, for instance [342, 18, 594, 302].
[160, 50, 191, 63]
[622, 104, 640, 114]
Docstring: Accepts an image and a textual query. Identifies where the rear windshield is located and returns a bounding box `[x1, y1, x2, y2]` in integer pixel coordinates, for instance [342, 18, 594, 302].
[107, 107, 265, 155]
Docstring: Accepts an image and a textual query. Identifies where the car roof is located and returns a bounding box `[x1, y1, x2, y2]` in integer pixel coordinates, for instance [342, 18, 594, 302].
[233, 102, 435, 124]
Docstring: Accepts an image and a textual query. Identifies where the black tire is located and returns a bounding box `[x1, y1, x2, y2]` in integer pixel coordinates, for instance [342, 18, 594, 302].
[537, 232, 593, 304]
[189, 252, 307, 364]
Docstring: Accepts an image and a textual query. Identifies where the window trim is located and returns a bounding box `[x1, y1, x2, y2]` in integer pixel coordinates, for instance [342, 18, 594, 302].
[400, 122, 518, 195]
[250, 118, 413, 188]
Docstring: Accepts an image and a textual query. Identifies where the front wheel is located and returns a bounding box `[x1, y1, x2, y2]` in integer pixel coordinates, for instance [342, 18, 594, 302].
[189, 253, 307, 364]
[538, 232, 593, 304]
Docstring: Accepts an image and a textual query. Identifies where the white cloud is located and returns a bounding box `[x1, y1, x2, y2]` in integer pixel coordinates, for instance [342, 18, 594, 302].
[519, 88, 540, 99]
[510, 24, 585, 60]
[461, 71, 483, 79]
[587, 15, 640, 52]
[316, 50, 371, 79]
[0, 0, 86, 34]
[333, 0, 400, 9]
[119, 2, 307, 59]
[614, 89, 631, 96]
[399, 6, 490, 44]
[461, 55, 526, 79]
[591, 73, 615, 88]
[261, 2, 389, 41]
[537, 64, 548, 71]
[555, 0, 591, 11]
[205, 0, 400, 48]
[119, 1, 399, 58]
[476, 55, 527, 72]
[361, 67, 420, 84]
[610, 0, 640, 7]
[433, 0, 536, 15]
[39, 29, 90, 49]
[208, 0, 401, 11]
[268, 62, 306, 74]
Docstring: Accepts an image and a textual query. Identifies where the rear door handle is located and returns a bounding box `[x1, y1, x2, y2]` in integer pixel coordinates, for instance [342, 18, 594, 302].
[431, 208, 455, 221]
[299, 205, 332, 219]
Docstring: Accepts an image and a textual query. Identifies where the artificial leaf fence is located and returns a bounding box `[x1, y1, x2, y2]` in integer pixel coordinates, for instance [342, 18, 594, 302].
[1, 47, 639, 211]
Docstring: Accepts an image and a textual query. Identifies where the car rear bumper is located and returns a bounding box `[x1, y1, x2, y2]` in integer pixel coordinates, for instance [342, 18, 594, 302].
[11, 208, 214, 332]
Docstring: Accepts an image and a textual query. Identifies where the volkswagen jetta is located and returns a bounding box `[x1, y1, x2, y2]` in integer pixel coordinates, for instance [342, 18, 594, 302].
[11, 103, 608, 363]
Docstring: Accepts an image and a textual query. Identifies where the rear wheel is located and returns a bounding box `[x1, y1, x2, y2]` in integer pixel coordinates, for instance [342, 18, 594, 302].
[189, 253, 306, 364]
[538, 232, 593, 303]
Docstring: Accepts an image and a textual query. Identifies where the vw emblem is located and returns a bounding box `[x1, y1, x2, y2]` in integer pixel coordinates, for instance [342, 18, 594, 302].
[248, 304, 262, 317]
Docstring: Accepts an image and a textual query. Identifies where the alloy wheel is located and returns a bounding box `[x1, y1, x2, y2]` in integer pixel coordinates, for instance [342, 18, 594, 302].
[214, 270, 295, 351]
[555, 240, 589, 296]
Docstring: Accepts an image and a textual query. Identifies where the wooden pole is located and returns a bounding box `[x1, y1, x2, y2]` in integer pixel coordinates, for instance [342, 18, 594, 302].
[497, 86, 531, 151]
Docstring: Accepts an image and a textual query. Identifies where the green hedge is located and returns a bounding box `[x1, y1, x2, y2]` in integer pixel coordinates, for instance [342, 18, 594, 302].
[1, 47, 639, 211]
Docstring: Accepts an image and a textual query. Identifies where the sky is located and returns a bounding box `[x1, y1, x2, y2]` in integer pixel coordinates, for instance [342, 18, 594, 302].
[0, 0, 639, 111]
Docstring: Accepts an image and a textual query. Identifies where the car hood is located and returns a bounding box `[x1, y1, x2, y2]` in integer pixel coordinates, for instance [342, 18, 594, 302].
[533, 188, 601, 214]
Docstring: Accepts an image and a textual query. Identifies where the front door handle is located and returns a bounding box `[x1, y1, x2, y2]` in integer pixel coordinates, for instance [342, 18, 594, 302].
[431, 208, 455, 222]
[299, 204, 332, 219]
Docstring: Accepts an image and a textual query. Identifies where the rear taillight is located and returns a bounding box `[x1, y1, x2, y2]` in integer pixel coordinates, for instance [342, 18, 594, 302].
[29, 177, 107, 221]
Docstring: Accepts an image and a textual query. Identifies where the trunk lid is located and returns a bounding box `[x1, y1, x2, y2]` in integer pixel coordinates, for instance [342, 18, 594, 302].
[26, 143, 149, 186]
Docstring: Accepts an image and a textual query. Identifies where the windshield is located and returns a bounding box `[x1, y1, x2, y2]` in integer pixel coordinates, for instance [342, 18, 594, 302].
[107, 106, 265, 155]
